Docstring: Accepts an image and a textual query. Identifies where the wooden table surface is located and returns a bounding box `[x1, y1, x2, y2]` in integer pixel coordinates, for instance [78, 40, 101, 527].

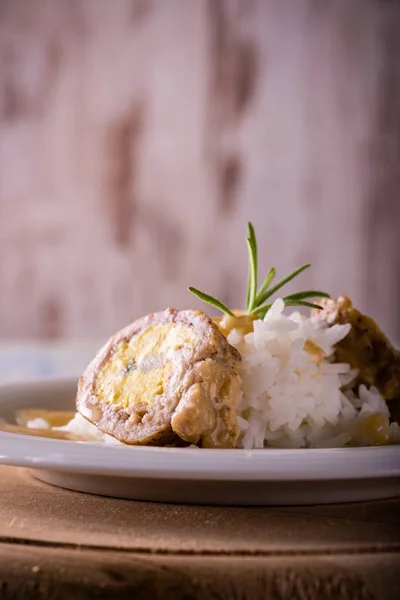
[0, 465, 399, 600]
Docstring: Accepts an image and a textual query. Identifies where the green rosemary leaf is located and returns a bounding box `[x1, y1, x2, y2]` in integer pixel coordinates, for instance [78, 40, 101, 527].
[283, 299, 323, 310]
[246, 222, 258, 312]
[188, 287, 235, 317]
[284, 290, 330, 301]
[246, 239, 257, 311]
[255, 264, 311, 307]
[255, 267, 276, 306]
[245, 239, 252, 312]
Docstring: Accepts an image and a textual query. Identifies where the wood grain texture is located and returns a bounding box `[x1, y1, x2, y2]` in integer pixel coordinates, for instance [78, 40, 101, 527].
[0, 0, 399, 340]
[1, 466, 399, 555]
[3, 545, 398, 600]
[0, 466, 399, 599]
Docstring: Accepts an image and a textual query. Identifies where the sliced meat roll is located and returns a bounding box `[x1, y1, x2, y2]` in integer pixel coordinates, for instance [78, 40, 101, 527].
[76, 308, 241, 448]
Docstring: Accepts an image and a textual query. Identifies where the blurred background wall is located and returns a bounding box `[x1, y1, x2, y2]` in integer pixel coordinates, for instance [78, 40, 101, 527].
[0, 0, 399, 342]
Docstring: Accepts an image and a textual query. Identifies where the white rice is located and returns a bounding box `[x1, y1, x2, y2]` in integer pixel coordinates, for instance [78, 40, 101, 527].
[228, 298, 400, 449]
[26, 417, 51, 430]
[27, 413, 123, 445]
[57, 414, 123, 445]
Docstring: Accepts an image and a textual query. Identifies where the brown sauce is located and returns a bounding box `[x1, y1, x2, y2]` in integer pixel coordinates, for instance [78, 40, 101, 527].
[1, 409, 80, 441]
[0, 422, 78, 441]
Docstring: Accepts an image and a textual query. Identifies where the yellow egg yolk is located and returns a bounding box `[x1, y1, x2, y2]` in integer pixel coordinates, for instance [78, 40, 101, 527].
[94, 323, 197, 409]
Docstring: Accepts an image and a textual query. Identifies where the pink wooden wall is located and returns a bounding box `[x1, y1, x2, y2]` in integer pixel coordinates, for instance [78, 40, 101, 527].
[0, 0, 399, 341]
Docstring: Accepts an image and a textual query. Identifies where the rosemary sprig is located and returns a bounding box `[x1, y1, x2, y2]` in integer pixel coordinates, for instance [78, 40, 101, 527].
[283, 299, 324, 310]
[284, 290, 331, 301]
[255, 267, 276, 306]
[188, 287, 235, 317]
[246, 222, 258, 312]
[189, 222, 329, 319]
[254, 264, 311, 308]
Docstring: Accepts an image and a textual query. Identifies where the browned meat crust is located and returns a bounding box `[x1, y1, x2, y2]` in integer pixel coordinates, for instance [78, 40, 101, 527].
[312, 296, 400, 422]
[76, 308, 241, 447]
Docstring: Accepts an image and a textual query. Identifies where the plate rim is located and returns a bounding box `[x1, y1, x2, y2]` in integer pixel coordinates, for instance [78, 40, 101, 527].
[1, 377, 399, 482]
[1, 432, 399, 482]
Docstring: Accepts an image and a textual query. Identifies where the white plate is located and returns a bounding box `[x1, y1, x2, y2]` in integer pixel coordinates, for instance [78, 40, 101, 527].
[0, 378, 399, 505]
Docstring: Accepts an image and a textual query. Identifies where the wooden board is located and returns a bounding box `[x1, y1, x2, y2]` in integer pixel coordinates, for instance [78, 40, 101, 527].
[1, 466, 400, 553]
[0, 466, 399, 599]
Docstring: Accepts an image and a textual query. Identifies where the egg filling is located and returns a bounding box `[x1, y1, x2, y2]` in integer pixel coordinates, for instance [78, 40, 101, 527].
[94, 323, 197, 409]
